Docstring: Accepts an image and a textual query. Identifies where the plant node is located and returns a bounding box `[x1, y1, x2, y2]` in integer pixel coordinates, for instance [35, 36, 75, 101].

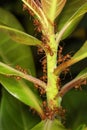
[42, 100, 66, 120]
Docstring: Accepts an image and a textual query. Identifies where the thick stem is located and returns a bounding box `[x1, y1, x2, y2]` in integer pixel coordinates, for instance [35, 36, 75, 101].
[46, 34, 60, 109]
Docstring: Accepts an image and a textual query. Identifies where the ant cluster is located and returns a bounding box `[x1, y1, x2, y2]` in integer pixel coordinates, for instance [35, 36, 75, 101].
[23, 0, 42, 33]
[28, 100, 66, 120]
[33, 19, 42, 32]
[23, 0, 54, 85]
[15, 65, 28, 80]
[6, 65, 27, 80]
[23, 1, 52, 97]
[56, 45, 72, 95]
[23, 0, 53, 55]
[23, 2, 34, 16]
[37, 34, 54, 85]
[23, 0, 47, 86]
[34, 0, 41, 7]
[35, 48, 47, 96]
[34, 83, 46, 96]
[42, 101, 66, 120]
[58, 45, 71, 65]
[58, 45, 71, 78]
[23, 0, 68, 120]
[24, 0, 41, 8]
[40, 57, 47, 82]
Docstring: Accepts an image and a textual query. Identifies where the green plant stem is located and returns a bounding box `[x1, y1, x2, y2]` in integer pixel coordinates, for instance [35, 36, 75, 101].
[58, 78, 82, 97]
[46, 33, 60, 109]
[54, 56, 86, 76]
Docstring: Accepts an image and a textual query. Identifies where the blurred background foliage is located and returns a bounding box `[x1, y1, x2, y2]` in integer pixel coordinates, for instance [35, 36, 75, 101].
[0, 0, 87, 129]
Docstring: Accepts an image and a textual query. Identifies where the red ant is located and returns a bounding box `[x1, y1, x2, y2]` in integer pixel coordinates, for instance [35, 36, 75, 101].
[41, 35, 50, 44]
[44, 44, 54, 56]
[33, 19, 42, 32]
[15, 65, 27, 74]
[34, 0, 41, 7]
[58, 45, 72, 78]
[75, 79, 87, 90]
[58, 45, 71, 64]
[41, 35, 54, 56]
[37, 47, 44, 54]
[39, 56, 47, 81]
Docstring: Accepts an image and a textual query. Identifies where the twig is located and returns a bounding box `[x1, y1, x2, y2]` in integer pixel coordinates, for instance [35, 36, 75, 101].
[55, 77, 85, 98]
[20, 72, 47, 89]
[0, 62, 47, 89]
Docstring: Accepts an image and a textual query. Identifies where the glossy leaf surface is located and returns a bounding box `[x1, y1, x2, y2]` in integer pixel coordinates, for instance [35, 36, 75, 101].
[0, 89, 40, 130]
[56, 0, 87, 40]
[0, 74, 43, 115]
[0, 25, 42, 46]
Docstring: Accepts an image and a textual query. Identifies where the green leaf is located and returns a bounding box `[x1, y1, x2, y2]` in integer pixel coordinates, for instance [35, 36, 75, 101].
[77, 68, 87, 79]
[0, 74, 43, 116]
[76, 124, 87, 130]
[0, 8, 43, 116]
[0, 89, 40, 130]
[71, 41, 87, 63]
[0, 62, 46, 89]
[56, 0, 87, 40]
[0, 62, 24, 76]
[62, 89, 87, 129]
[0, 33, 35, 75]
[41, 0, 66, 22]
[31, 119, 67, 130]
[0, 8, 23, 30]
[0, 25, 42, 46]
[21, 0, 48, 29]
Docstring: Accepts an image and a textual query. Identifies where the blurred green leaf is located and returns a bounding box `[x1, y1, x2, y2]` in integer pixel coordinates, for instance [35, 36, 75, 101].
[0, 89, 40, 130]
[0, 8, 23, 30]
[62, 89, 87, 129]
[0, 8, 42, 47]
[71, 41, 87, 64]
[56, 0, 87, 40]
[0, 74, 43, 116]
[0, 8, 43, 115]
[0, 25, 42, 46]
[76, 124, 87, 130]
[31, 119, 67, 130]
